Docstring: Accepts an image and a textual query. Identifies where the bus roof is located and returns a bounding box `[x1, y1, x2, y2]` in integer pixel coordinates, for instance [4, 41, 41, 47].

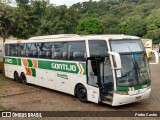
[4, 34, 140, 44]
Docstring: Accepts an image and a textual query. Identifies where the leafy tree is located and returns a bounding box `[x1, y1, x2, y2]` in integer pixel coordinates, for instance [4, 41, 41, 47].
[118, 16, 147, 37]
[13, 0, 48, 39]
[145, 29, 160, 40]
[100, 15, 119, 34]
[36, 5, 79, 35]
[76, 17, 104, 34]
[0, 3, 27, 42]
[16, 0, 29, 9]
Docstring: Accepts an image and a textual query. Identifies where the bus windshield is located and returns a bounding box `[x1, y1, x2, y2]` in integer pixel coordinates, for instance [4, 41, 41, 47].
[110, 39, 151, 87]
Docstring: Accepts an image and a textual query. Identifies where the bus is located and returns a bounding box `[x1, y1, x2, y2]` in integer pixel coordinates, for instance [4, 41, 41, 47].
[0, 40, 4, 72]
[4, 34, 159, 106]
[141, 39, 153, 59]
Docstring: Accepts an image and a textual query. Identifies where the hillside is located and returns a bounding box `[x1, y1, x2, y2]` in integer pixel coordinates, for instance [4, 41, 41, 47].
[0, 0, 160, 43]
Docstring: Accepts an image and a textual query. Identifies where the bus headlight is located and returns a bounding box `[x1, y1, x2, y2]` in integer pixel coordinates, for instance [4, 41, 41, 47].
[115, 91, 128, 95]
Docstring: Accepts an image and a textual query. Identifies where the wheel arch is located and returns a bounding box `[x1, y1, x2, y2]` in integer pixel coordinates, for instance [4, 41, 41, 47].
[74, 83, 86, 97]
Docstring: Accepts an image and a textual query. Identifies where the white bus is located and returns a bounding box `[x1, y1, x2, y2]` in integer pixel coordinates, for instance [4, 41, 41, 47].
[0, 40, 4, 72]
[4, 34, 159, 106]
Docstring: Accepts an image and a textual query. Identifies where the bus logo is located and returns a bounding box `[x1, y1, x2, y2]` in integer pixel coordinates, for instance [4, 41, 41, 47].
[51, 63, 77, 72]
[5, 59, 12, 64]
[57, 73, 68, 80]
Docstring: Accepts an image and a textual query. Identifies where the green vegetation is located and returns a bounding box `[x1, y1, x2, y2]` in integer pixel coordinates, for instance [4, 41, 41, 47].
[0, 0, 160, 43]
[77, 17, 104, 34]
[0, 105, 7, 111]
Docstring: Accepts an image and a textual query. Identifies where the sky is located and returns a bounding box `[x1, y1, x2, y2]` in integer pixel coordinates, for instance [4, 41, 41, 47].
[50, 0, 100, 6]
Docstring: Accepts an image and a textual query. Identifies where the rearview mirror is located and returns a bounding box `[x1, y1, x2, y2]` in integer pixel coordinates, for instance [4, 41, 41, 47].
[147, 49, 159, 64]
[108, 51, 122, 69]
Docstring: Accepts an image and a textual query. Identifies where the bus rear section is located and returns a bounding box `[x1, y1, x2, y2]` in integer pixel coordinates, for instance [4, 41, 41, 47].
[0, 41, 3, 72]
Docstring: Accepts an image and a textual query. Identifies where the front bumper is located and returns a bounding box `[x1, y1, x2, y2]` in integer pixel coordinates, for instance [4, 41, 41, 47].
[112, 88, 151, 106]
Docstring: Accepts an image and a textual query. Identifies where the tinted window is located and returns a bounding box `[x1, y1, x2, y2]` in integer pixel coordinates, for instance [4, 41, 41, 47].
[52, 42, 68, 59]
[26, 43, 38, 57]
[20, 44, 26, 57]
[5, 44, 10, 56]
[110, 40, 144, 53]
[89, 40, 108, 57]
[10, 44, 19, 56]
[38, 42, 52, 58]
[68, 41, 86, 61]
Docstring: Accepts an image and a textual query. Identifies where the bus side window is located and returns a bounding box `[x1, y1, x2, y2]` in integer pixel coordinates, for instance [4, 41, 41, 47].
[68, 41, 86, 61]
[63, 52, 68, 59]
[26, 43, 38, 57]
[10, 44, 18, 56]
[5, 44, 11, 56]
[89, 40, 108, 57]
[20, 43, 26, 57]
[38, 42, 52, 58]
[52, 42, 68, 60]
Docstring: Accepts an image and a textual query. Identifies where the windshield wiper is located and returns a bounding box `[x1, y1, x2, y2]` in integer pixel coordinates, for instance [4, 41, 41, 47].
[133, 56, 148, 84]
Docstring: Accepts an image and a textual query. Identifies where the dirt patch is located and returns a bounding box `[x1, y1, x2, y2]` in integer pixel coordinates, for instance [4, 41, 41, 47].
[0, 74, 40, 98]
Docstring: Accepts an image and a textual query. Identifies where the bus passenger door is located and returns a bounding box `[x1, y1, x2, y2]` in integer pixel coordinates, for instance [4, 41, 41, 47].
[86, 58, 99, 103]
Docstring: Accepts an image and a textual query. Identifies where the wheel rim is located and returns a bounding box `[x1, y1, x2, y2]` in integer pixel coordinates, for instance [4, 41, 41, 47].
[79, 88, 86, 98]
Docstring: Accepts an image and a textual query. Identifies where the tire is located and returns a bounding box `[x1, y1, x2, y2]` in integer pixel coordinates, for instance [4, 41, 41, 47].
[20, 73, 27, 85]
[76, 84, 88, 103]
[14, 71, 20, 82]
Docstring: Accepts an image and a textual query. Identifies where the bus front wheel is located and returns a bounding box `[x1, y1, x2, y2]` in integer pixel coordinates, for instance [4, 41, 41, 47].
[76, 84, 88, 103]
[20, 73, 27, 85]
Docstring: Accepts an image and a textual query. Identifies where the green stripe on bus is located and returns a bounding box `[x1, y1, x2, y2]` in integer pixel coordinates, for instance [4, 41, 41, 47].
[116, 86, 129, 91]
[4, 57, 18, 65]
[116, 81, 151, 91]
[17, 58, 21, 66]
[28, 59, 33, 67]
[31, 68, 36, 77]
[4, 57, 86, 75]
[38, 60, 84, 74]
[81, 63, 86, 75]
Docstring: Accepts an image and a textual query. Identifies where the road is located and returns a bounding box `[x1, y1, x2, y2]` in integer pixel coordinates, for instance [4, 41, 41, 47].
[0, 63, 160, 119]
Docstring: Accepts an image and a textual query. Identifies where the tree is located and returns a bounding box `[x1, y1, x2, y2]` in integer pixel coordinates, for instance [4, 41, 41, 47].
[76, 17, 104, 35]
[0, 3, 27, 42]
[16, 0, 29, 9]
[36, 5, 79, 35]
[118, 16, 147, 37]
[145, 29, 160, 41]
[100, 15, 119, 34]
[12, 0, 48, 39]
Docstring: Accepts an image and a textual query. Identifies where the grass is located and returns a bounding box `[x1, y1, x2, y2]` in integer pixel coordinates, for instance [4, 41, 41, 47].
[0, 105, 7, 111]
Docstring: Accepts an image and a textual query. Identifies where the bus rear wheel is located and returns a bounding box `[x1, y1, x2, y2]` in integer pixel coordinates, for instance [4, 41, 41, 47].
[14, 71, 20, 82]
[76, 84, 88, 103]
[20, 73, 27, 85]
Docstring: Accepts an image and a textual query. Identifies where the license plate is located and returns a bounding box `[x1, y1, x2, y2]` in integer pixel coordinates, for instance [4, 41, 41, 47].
[135, 96, 141, 100]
